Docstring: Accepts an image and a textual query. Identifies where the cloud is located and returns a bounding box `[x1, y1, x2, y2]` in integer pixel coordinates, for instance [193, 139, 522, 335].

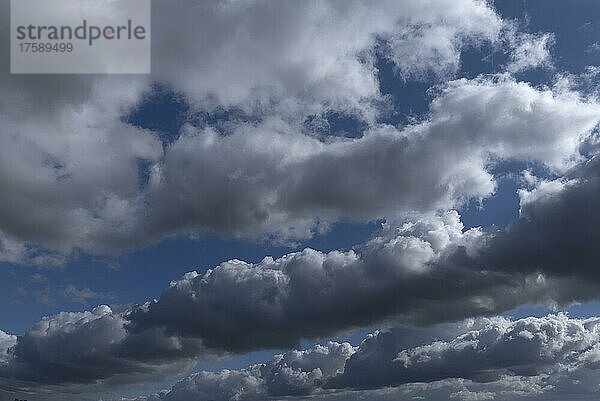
[5, 74, 597, 258]
[465, 155, 600, 281]
[0, 0, 585, 258]
[150, 0, 503, 112]
[375, 0, 502, 80]
[505, 31, 555, 74]
[124, 314, 600, 401]
[127, 146, 600, 352]
[165, 142, 600, 355]
[2, 1, 600, 399]
[139, 76, 600, 245]
[0, 211, 536, 389]
[123, 344, 355, 401]
[0, 306, 207, 388]
[0, 74, 162, 257]
[0, 330, 16, 367]
[331, 314, 600, 389]
[0, 230, 63, 267]
[5, 164, 600, 391]
[126, 212, 481, 352]
[126, 208, 592, 354]
[63, 285, 116, 305]
[153, 342, 356, 401]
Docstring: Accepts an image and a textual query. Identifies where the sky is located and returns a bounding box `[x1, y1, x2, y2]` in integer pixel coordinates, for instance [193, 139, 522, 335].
[2, 0, 600, 400]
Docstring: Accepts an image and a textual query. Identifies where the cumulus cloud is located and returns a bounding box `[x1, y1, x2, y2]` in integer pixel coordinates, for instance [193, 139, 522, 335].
[115, 152, 600, 363]
[5, 172, 593, 390]
[0, 211, 542, 389]
[126, 212, 484, 352]
[3, 0, 600, 399]
[124, 314, 600, 401]
[150, 0, 502, 111]
[0, 73, 161, 257]
[126, 208, 596, 354]
[151, 342, 356, 401]
[5, 164, 600, 392]
[379, 0, 502, 79]
[0, 0, 587, 258]
[467, 156, 600, 281]
[332, 314, 600, 388]
[139, 76, 600, 244]
[5, 74, 597, 257]
[0, 308, 355, 398]
[126, 145, 600, 353]
[0, 306, 207, 388]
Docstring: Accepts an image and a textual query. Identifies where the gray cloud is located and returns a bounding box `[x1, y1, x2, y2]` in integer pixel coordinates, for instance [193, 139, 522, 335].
[0, 0, 583, 258]
[127, 208, 596, 354]
[2, 1, 600, 399]
[6, 150, 600, 390]
[138, 76, 600, 248]
[127, 314, 600, 401]
[330, 314, 600, 389]
[150, 0, 502, 112]
[5, 163, 600, 392]
[63, 285, 116, 305]
[0, 212, 539, 389]
[0, 331, 16, 368]
[126, 212, 490, 352]
[465, 156, 600, 281]
[126, 146, 600, 353]
[0, 306, 207, 388]
[156, 342, 356, 401]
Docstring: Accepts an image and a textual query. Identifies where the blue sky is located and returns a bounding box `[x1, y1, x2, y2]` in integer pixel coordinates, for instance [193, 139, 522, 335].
[3, 1, 600, 400]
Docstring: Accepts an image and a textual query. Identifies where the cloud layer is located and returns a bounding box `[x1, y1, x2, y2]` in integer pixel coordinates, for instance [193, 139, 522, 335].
[4, 155, 600, 395]
[0, 0, 583, 258]
[126, 314, 600, 401]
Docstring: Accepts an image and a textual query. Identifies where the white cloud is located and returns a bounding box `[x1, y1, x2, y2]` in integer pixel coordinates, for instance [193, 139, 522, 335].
[0, 0, 587, 259]
[140, 77, 600, 245]
[152, 342, 356, 401]
[0, 230, 64, 267]
[150, 0, 503, 113]
[506, 31, 555, 74]
[384, 0, 502, 79]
